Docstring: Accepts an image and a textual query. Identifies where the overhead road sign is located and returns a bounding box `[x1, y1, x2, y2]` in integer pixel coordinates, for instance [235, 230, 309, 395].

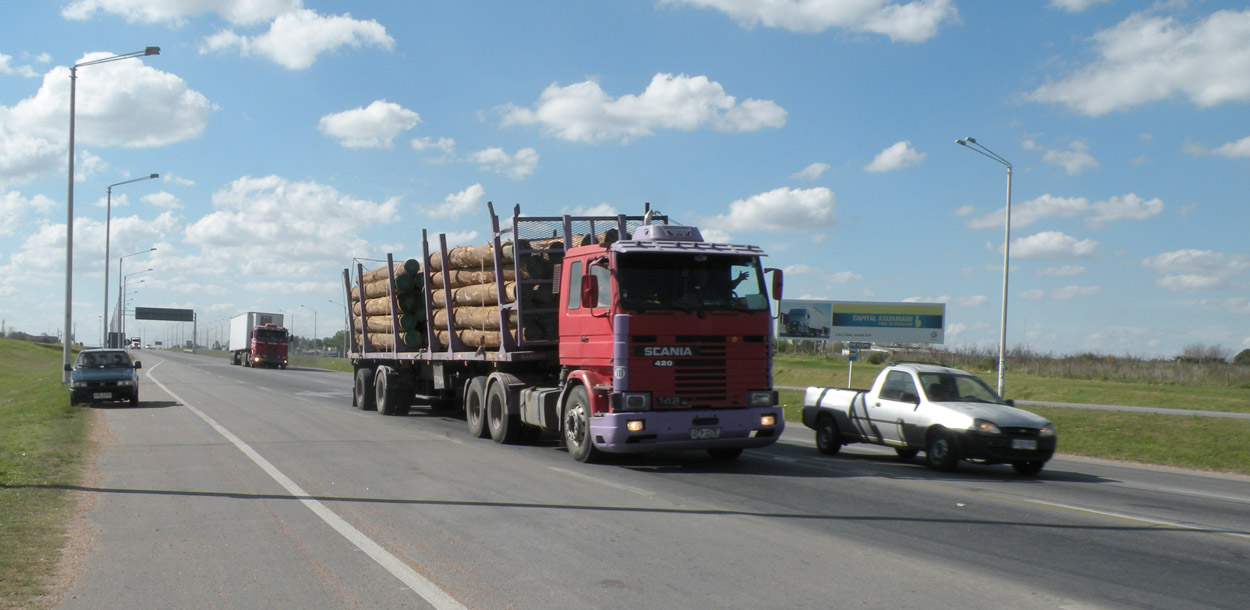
[134, 307, 195, 322]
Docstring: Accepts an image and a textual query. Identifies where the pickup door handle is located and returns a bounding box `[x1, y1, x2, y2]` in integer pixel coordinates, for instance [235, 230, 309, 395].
[873, 402, 881, 407]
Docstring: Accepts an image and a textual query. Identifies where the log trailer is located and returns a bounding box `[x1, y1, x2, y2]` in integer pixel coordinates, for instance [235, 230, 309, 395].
[343, 203, 784, 462]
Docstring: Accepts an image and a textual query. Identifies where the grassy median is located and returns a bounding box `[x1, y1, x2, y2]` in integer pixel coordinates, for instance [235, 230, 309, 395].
[0, 338, 93, 608]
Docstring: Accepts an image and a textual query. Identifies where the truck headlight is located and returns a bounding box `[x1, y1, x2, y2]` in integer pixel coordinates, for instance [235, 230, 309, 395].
[973, 419, 1001, 434]
[760, 414, 776, 427]
[749, 391, 778, 407]
[1039, 423, 1056, 438]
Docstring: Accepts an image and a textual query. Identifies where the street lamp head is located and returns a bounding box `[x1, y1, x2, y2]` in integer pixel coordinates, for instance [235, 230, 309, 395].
[144, 47, 160, 56]
[965, 136, 977, 144]
[956, 139, 967, 146]
[149, 173, 159, 179]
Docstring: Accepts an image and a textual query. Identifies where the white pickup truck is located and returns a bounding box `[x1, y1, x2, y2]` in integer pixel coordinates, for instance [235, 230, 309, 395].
[801, 362, 1056, 474]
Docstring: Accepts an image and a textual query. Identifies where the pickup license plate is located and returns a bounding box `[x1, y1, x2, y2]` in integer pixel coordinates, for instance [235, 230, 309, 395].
[93, 392, 112, 400]
[691, 428, 720, 440]
[1012, 439, 1038, 451]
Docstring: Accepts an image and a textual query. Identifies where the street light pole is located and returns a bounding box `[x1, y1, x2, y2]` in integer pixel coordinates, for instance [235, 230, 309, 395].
[299, 305, 318, 356]
[329, 299, 347, 357]
[120, 268, 151, 344]
[103, 175, 158, 347]
[63, 46, 159, 380]
[116, 248, 154, 346]
[956, 136, 1013, 397]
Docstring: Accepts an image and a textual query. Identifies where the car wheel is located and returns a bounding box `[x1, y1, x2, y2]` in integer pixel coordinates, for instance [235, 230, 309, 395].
[130, 390, 139, 407]
[1012, 460, 1045, 475]
[925, 428, 960, 471]
[815, 414, 842, 455]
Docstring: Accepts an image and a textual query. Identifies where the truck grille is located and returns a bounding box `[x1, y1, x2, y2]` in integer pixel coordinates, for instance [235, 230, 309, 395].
[629, 335, 768, 408]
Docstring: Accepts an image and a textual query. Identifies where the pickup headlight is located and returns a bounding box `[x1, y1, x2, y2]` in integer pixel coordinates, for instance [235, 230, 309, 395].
[973, 419, 1002, 434]
[1039, 423, 1056, 438]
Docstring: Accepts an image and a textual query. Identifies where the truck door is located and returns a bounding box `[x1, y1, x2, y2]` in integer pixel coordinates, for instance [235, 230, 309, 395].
[872, 370, 919, 444]
[559, 257, 613, 368]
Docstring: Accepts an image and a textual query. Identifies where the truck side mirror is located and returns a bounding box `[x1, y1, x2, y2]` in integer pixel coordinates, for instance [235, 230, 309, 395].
[766, 268, 783, 300]
[580, 274, 599, 309]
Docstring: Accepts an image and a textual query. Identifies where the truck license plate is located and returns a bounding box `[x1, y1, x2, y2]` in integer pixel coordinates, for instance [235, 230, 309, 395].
[93, 392, 112, 400]
[691, 428, 720, 440]
[1012, 439, 1037, 451]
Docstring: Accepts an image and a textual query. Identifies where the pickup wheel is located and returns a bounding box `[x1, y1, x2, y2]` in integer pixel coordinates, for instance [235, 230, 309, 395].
[353, 367, 376, 411]
[563, 385, 600, 463]
[815, 414, 842, 455]
[464, 377, 490, 438]
[925, 428, 960, 471]
[486, 379, 521, 444]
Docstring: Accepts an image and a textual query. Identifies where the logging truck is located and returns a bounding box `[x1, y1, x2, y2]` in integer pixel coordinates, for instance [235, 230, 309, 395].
[343, 203, 784, 462]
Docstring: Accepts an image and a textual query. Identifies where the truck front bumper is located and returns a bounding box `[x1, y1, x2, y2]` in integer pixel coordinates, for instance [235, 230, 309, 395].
[590, 407, 784, 454]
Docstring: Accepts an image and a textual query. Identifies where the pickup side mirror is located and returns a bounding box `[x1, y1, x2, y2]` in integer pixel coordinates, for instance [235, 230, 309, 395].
[580, 274, 599, 309]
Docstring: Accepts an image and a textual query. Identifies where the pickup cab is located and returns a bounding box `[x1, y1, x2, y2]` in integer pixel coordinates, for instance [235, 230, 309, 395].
[801, 362, 1056, 474]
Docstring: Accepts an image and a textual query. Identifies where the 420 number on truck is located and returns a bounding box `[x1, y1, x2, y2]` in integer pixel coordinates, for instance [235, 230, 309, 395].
[343, 203, 785, 462]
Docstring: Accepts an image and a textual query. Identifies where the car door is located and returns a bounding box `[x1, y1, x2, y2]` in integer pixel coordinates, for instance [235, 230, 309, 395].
[872, 370, 920, 445]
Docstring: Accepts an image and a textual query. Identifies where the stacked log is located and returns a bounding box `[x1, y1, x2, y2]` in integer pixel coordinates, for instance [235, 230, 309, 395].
[349, 259, 427, 351]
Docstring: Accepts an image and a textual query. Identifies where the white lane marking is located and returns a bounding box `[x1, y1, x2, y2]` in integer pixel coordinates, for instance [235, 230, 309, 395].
[146, 370, 467, 610]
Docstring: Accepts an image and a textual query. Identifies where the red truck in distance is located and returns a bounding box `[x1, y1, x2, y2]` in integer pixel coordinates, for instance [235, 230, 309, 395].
[229, 311, 290, 369]
[344, 203, 784, 462]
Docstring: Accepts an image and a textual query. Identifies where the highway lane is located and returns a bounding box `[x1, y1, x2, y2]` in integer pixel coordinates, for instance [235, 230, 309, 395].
[60, 350, 1250, 609]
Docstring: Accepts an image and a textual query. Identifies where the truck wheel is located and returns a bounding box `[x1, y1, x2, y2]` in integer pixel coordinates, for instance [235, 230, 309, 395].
[354, 367, 376, 411]
[375, 367, 410, 416]
[563, 385, 600, 463]
[815, 414, 842, 455]
[925, 428, 960, 471]
[486, 380, 521, 444]
[1012, 460, 1045, 476]
[464, 377, 489, 438]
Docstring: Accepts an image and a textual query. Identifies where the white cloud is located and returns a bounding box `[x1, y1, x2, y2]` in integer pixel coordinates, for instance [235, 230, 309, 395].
[784, 264, 822, 275]
[1185, 135, 1250, 159]
[500, 73, 786, 144]
[184, 175, 400, 275]
[792, 162, 830, 180]
[1048, 0, 1110, 12]
[412, 136, 456, 156]
[826, 271, 862, 285]
[468, 147, 539, 180]
[420, 184, 486, 220]
[0, 191, 57, 235]
[1010, 231, 1098, 260]
[0, 53, 40, 78]
[1143, 249, 1250, 292]
[62, 0, 300, 25]
[1036, 265, 1085, 277]
[142, 191, 182, 210]
[707, 187, 836, 233]
[1051, 285, 1102, 300]
[1041, 141, 1099, 175]
[966, 193, 1162, 230]
[0, 58, 213, 186]
[318, 100, 420, 149]
[1020, 288, 1045, 301]
[663, 0, 958, 42]
[1027, 9, 1250, 116]
[200, 8, 394, 70]
[865, 140, 925, 172]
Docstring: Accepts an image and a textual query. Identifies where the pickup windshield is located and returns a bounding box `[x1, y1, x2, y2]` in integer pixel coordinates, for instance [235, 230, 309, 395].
[617, 252, 768, 313]
[918, 373, 1005, 404]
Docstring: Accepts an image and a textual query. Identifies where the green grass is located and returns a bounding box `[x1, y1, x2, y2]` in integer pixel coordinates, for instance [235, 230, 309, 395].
[0, 339, 93, 608]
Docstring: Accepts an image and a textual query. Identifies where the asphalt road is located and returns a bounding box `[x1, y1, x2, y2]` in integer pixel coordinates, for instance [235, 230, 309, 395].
[58, 350, 1250, 609]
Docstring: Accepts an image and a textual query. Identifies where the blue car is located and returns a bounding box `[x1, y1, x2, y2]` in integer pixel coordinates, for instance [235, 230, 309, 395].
[66, 349, 141, 406]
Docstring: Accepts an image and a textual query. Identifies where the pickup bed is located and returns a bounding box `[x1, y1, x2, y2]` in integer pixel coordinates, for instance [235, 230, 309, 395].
[801, 362, 1056, 474]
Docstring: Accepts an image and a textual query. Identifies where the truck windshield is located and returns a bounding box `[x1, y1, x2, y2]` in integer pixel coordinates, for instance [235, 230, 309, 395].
[256, 328, 287, 342]
[918, 373, 1004, 404]
[617, 252, 768, 313]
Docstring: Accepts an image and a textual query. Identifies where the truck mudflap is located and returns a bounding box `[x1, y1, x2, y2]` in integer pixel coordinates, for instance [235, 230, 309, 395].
[589, 407, 784, 454]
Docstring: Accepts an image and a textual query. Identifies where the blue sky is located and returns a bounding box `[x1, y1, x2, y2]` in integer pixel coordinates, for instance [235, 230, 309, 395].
[1, 0, 1248, 358]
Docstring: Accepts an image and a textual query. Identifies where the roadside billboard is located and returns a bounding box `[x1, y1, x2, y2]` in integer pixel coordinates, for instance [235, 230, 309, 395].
[778, 300, 945, 344]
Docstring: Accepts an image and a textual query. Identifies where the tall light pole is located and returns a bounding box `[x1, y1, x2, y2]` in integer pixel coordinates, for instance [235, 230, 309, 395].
[64, 46, 160, 380]
[298, 305, 317, 356]
[120, 268, 152, 344]
[103, 175, 158, 347]
[329, 299, 347, 358]
[116, 248, 155, 346]
[956, 136, 1013, 397]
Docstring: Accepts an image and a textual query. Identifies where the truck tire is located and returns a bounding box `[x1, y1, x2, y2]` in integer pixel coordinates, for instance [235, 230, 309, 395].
[562, 385, 600, 463]
[375, 367, 410, 416]
[486, 378, 521, 444]
[925, 427, 960, 471]
[354, 367, 376, 411]
[815, 414, 842, 456]
[464, 377, 490, 438]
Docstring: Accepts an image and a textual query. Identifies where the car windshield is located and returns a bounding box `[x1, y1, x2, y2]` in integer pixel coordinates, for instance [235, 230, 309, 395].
[918, 372, 1004, 404]
[617, 252, 768, 313]
[78, 352, 132, 368]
